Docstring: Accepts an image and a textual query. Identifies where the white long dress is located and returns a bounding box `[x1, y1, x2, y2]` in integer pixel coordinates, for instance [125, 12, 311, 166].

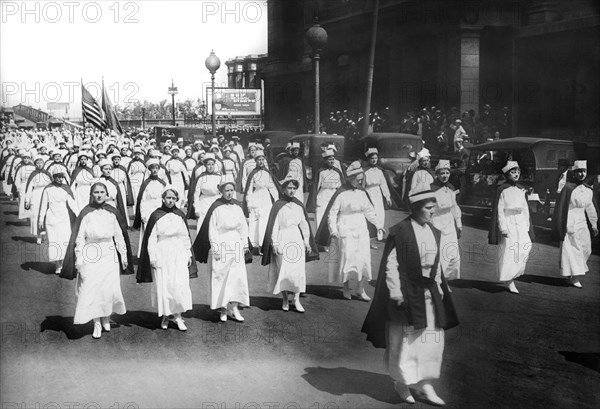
[73, 209, 127, 324]
[71, 168, 96, 212]
[496, 185, 532, 282]
[385, 221, 445, 385]
[25, 172, 52, 236]
[166, 159, 188, 207]
[137, 179, 165, 257]
[364, 166, 391, 229]
[432, 185, 462, 280]
[14, 164, 35, 219]
[315, 168, 343, 226]
[560, 184, 598, 277]
[127, 161, 147, 207]
[241, 160, 257, 192]
[207, 204, 250, 309]
[267, 202, 310, 294]
[38, 185, 78, 261]
[147, 213, 193, 316]
[193, 173, 222, 226]
[222, 158, 238, 185]
[247, 169, 280, 248]
[327, 189, 381, 284]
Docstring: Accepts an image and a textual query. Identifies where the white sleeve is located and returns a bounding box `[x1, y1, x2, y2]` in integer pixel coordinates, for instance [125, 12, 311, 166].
[385, 247, 403, 301]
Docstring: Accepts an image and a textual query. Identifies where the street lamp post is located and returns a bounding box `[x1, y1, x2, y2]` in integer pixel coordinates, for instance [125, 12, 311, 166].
[141, 107, 146, 129]
[305, 17, 328, 135]
[205, 50, 221, 138]
[168, 79, 178, 126]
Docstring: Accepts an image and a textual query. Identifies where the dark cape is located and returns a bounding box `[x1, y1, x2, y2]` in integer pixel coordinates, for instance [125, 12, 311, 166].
[37, 182, 77, 230]
[430, 179, 456, 192]
[241, 166, 283, 217]
[260, 196, 319, 265]
[306, 165, 345, 213]
[132, 175, 167, 229]
[24, 168, 52, 193]
[361, 217, 459, 348]
[10, 162, 25, 198]
[315, 183, 377, 247]
[59, 202, 134, 280]
[552, 180, 599, 241]
[114, 164, 135, 206]
[6, 155, 20, 184]
[488, 181, 535, 245]
[69, 166, 95, 185]
[92, 175, 128, 224]
[136, 205, 198, 283]
[186, 171, 222, 219]
[192, 197, 248, 263]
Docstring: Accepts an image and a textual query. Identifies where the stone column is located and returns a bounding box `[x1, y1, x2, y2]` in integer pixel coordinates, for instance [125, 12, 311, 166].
[460, 28, 481, 114]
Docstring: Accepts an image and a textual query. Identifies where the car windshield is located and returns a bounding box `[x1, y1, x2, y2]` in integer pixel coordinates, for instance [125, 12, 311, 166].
[379, 139, 420, 159]
[468, 148, 535, 185]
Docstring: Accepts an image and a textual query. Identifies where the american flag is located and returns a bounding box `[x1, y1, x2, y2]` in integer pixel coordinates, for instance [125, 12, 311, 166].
[81, 83, 106, 131]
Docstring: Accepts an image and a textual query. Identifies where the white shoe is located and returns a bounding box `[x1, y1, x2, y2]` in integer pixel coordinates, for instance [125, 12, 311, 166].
[101, 317, 111, 332]
[92, 322, 102, 339]
[36, 237, 42, 245]
[417, 383, 445, 406]
[219, 308, 227, 322]
[570, 277, 582, 288]
[282, 299, 289, 311]
[161, 316, 169, 330]
[507, 281, 519, 294]
[229, 305, 244, 322]
[175, 318, 187, 331]
[394, 382, 415, 404]
[293, 298, 305, 313]
[355, 290, 371, 302]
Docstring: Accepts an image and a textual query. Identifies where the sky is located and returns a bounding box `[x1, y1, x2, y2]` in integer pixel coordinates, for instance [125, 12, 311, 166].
[0, 0, 268, 117]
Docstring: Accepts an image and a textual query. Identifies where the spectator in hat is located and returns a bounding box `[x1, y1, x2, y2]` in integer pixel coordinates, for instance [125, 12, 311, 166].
[553, 160, 598, 288]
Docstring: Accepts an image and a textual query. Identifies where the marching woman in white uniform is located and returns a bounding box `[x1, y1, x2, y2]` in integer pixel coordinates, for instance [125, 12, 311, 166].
[316, 162, 385, 301]
[186, 153, 222, 226]
[240, 143, 259, 192]
[137, 185, 197, 331]
[306, 149, 344, 226]
[242, 149, 282, 250]
[431, 159, 462, 280]
[363, 148, 392, 248]
[261, 179, 319, 312]
[127, 148, 148, 207]
[38, 172, 78, 274]
[193, 181, 250, 322]
[165, 147, 189, 207]
[553, 160, 599, 287]
[70, 152, 96, 211]
[488, 161, 534, 294]
[60, 182, 133, 339]
[24, 155, 53, 243]
[362, 184, 459, 406]
[13, 152, 35, 220]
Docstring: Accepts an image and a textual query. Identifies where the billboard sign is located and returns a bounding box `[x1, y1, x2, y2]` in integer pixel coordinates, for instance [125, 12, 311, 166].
[207, 88, 261, 116]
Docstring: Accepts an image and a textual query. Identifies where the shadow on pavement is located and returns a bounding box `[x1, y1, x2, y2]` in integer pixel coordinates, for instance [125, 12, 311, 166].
[4, 210, 18, 215]
[558, 351, 600, 373]
[448, 279, 507, 293]
[40, 316, 89, 340]
[184, 304, 221, 323]
[305, 284, 345, 300]
[248, 296, 286, 311]
[518, 275, 569, 287]
[6, 220, 29, 227]
[21, 262, 55, 275]
[111, 310, 162, 330]
[12, 236, 37, 243]
[302, 367, 399, 405]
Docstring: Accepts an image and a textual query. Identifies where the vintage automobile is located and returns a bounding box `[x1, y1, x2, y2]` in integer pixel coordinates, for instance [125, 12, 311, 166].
[459, 137, 579, 229]
[288, 133, 346, 182]
[153, 125, 205, 144]
[249, 130, 296, 158]
[360, 133, 424, 209]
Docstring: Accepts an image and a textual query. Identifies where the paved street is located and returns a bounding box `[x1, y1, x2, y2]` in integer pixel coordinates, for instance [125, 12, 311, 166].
[1, 196, 598, 409]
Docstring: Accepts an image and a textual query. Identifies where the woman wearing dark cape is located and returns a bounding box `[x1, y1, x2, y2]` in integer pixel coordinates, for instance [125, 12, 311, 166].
[261, 178, 319, 312]
[193, 181, 250, 322]
[362, 184, 459, 406]
[59, 182, 133, 339]
[136, 185, 197, 331]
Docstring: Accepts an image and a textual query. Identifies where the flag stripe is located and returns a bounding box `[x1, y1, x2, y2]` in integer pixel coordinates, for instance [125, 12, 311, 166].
[102, 83, 123, 135]
[81, 84, 106, 131]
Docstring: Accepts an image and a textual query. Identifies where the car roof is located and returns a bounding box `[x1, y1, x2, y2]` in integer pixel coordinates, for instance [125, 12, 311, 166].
[360, 132, 422, 141]
[472, 137, 574, 150]
[291, 134, 346, 141]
